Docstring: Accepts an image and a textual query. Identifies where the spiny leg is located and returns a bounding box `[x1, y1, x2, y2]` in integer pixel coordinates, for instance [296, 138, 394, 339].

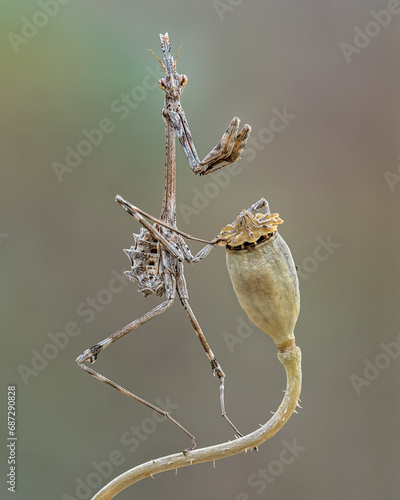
[117, 195, 218, 265]
[167, 108, 201, 171]
[77, 300, 174, 362]
[177, 283, 243, 438]
[223, 123, 252, 165]
[178, 236, 215, 264]
[196, 116, 239, 173]
[80, 364, 196, 453]
[195, 117, 252, 176]
[76, 299, 196, 452]
[165, 110, 251, 176]
[153, 33, 251, 177]
[181, 298, 243, 438]
[116, 194, 215, 246]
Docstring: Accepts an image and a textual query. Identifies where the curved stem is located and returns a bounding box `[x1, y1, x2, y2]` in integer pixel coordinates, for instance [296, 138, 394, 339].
[91, 345, 302, 500]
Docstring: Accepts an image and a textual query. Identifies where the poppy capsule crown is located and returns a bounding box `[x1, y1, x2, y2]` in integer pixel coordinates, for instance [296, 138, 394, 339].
[217, 202, 300, 346]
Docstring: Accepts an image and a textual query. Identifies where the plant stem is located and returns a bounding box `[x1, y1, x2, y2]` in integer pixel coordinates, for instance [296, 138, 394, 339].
[90, 344, 302, 500]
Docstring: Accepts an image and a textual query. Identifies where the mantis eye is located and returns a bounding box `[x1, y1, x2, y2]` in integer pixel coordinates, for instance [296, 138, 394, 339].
[158, 79, 168, 91]
[179, 74, 188, 88]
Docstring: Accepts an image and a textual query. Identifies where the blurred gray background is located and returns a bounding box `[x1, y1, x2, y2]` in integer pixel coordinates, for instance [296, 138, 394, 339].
[1, 1, 400, 499]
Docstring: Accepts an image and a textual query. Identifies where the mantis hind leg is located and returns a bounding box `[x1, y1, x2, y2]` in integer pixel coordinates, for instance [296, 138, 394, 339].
[76, 296, 197, 453]
[177, 276, 243, 438]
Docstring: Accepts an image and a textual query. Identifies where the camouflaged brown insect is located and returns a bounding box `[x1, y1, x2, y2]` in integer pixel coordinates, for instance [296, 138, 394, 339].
[76, 33, 251, 452]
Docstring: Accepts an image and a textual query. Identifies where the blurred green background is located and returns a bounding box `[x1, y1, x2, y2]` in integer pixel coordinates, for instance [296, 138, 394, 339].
[1, 1, 400, 499]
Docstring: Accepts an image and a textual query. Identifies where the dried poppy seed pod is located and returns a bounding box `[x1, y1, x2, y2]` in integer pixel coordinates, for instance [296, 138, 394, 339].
[216, 198, 300, 347]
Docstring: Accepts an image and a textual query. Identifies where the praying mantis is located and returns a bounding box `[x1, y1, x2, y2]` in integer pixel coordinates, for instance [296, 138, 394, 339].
[76, 32, 251, 452]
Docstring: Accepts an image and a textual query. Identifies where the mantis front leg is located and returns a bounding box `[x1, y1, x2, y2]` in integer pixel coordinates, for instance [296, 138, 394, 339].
[168, 110, 251, 176]
[76, 296, 197, 452]
[116, 195, 217, 263]
[156, 33, 251, 176]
